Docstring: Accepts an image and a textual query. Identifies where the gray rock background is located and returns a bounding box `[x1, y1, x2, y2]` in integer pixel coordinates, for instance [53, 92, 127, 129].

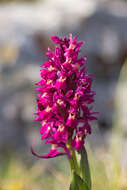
[0, 0, 127, 154]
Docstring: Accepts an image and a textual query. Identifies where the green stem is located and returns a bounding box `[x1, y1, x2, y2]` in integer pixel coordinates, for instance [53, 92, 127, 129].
[69, 150, 80, 175]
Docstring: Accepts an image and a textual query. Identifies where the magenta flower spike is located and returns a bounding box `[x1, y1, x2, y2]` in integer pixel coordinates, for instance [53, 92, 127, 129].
[32, 34, 97, 190]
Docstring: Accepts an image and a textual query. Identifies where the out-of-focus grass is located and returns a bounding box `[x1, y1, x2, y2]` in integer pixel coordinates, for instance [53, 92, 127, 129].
[90, 140, 127, 190]
[0, 153, 71, 190]
[0, 139, 127, 190]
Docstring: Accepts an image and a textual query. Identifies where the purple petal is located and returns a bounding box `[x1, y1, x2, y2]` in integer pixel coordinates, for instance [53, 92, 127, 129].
[31, 145, 65, 159]
[51, 36, 63, 44]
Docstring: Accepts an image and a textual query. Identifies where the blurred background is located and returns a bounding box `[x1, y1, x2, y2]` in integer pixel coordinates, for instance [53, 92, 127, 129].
[0, 0, 127, 189]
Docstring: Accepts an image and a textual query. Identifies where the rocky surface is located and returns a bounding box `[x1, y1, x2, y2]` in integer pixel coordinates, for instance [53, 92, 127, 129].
[0, 0, 127, 151]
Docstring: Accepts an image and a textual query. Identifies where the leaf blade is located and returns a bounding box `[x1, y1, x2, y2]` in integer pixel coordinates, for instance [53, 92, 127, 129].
[80, 147, 92, 190]
[70, 171, 89, 190]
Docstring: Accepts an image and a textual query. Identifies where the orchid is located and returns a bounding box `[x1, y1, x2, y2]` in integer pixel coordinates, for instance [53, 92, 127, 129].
[31, 34, 97, 190]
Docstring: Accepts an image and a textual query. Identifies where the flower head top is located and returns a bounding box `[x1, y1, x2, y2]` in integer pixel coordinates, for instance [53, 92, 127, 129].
[31, 34, 97, 159]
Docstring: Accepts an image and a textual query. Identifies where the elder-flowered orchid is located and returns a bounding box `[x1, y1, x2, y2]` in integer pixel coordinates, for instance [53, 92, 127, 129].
[31, 34, 98, 190]
[31, 34, 97, 160]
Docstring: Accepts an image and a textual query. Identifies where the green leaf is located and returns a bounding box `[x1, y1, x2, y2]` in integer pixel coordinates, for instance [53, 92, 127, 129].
[80, 147, 92, 190]
[70, 171, 79, 190]
[70, 171, 89, 190]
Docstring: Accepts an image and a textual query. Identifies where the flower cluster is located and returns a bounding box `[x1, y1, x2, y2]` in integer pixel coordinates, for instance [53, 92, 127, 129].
[31, 34, 97, 159]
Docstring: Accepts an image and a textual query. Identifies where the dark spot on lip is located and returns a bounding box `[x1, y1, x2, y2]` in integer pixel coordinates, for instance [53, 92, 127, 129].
[71, 113, 75, 116]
